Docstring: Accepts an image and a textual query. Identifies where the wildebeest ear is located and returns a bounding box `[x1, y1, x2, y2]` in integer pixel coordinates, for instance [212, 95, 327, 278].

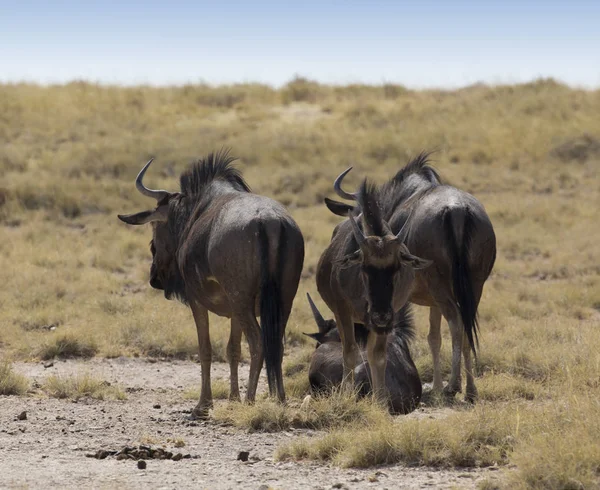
[324, 198, 356, 217]
[118, 205, 168, 225]
[399, 251, 432, 270]
[337, 250, 362, 269]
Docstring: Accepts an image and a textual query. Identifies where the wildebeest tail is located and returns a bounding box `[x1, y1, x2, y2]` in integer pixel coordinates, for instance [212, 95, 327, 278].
[258, 222, 286, 400]
[444, 208, 479, 355]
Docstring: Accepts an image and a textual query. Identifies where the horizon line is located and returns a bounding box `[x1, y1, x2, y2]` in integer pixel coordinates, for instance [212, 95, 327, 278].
[1, 75, 599, 92]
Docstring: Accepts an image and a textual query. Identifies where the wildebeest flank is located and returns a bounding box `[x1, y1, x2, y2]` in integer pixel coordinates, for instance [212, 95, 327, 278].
[324, 153, 496, 401]
[305, 293, 422, 414]
[118, 150, 305, 416]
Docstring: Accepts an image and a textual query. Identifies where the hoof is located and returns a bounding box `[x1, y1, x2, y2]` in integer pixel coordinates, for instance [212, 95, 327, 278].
[191, 403, 212, 420]
[465, 389, 478, 404]
[442, 386, 460, 399]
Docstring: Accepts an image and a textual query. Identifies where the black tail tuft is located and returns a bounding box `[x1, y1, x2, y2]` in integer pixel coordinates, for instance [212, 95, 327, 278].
[258, 223, 286, 400]
[444, 208, 479, 355]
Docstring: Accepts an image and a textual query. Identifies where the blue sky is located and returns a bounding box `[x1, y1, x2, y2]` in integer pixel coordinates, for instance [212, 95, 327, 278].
[1, 1, 599, 88]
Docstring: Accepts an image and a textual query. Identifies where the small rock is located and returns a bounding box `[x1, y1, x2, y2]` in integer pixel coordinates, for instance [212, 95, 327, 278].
[171, 453, 183, 461]
[153, 404, 161, 409]
[332, 484, 347, 489]
[17, 411, 27, 421]
[116, 453, 129, 461]
[258, 485, 270, 490]
[237, 451, 250, 462]
[43, 361, 54, 369]
[137, 460, 147, 470]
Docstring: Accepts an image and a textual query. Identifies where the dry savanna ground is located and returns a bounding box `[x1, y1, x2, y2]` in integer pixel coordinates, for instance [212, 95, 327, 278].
[1, 78, 599, 489]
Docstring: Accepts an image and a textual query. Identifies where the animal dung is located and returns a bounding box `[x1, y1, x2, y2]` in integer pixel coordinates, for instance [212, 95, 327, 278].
[86, 445, 194, 462]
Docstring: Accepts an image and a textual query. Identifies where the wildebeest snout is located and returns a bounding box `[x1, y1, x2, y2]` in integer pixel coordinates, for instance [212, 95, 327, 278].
[369, 308, 393, 328]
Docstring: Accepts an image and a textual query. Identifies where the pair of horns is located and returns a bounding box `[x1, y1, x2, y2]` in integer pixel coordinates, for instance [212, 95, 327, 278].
[135, 158, 171, 202]
[333, 167, 409, 245]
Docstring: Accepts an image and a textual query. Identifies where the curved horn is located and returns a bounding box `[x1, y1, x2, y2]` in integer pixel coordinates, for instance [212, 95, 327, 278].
[333, 167, 360, 201]
[349, 211, 367, 247]
[135, 158, 171, 202]
[306, 293, 327, 333]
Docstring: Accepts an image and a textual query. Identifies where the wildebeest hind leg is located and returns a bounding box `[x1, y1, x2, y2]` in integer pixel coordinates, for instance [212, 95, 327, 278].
[444, 314, 464, 397]
[227, 319, 243, 401]
[190, 302, 212, 418]
[235, 311, 263, 403]
[428, 307, 443, 392]
[462, 334, 477, 403]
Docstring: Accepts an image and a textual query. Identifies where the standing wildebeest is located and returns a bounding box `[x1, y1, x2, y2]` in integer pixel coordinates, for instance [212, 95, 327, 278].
[305, 294, 422, 414]
[117, 151, 305, 417]
[315, 173, 432, 404]
[323, 153, 496, 402]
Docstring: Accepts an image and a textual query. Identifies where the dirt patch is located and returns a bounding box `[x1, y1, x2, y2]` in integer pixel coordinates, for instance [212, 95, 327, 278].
[1, 358, 501, 489]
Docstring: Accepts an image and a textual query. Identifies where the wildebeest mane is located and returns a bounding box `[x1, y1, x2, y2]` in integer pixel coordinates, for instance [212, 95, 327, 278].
[179, 148, 251, 197]
[356, 179, 386, 237]
[379, 152, 441, 217]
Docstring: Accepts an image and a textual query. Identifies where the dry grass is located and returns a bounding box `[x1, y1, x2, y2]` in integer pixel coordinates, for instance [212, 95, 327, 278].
[42, 373, 126, 401]
[0, 362, 29, 395]
[0, 79, 599, 487]
[212, 388, 388, 433]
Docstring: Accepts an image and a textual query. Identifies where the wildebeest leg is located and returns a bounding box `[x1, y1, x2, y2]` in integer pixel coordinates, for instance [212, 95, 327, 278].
[190, 302, 212, 418]
[444, 313, 463, 397]
[463, 334, 477, 403]
[334, 310, 358, 389]
[428, 307, 443, 392]
[234, 311, 263, 403]
[366, 331, 388, 405]
[227, 319, 243, 401]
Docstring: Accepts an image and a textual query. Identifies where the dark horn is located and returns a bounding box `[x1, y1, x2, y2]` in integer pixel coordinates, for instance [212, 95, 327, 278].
[306, 293, 328, 333]
[135, 158, 171, 202]
[333, 167, 360, 201]
[349, 211, 367, 247]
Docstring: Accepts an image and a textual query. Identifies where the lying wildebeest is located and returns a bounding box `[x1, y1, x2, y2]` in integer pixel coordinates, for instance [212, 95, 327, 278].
[315, 171, 432, 404]
[305, 293, 422, 414]
[323, 153, 496, 402]
[118, 151, 304, 416]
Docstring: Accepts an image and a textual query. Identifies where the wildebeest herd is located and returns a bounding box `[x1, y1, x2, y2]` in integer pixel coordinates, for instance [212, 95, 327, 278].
[118, 149, 496, 417]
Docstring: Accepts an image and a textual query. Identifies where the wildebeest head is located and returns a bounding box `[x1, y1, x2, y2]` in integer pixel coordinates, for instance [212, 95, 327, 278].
[117, 158, 182, 299]
[333, 168, 431, 331]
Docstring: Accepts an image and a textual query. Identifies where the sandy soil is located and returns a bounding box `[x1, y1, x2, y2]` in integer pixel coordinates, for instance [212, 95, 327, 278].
[1, 358, 503, 489]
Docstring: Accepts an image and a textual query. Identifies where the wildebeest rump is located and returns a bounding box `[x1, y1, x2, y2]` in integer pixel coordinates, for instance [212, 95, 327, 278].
[324, 153, 496, 401]
[118, 151, 305, 416]
[305, 293, 422, 414]
[315, 172, 432, 403]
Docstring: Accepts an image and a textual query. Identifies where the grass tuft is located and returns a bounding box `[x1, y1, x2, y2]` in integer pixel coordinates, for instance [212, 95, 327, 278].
[0, 362, 29, 395]
[213, 388, 388, 433]
[37, 333, 98, 360]
[42, 373, 126, 401]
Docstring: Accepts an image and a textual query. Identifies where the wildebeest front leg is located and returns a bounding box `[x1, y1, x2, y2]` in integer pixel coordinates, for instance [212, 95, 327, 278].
[367, 331, 389, 405]
[190, 302, 212, 418]
[334, 310, 358, 389]
[428, 307, 443, 392]
[227, 319, 243, 401]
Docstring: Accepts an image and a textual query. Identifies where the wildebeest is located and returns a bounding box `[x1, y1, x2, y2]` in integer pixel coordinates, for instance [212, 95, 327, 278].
[315, 171, 432, 404]
[323, 153, 496, 402]
[118, 151, 305, 416]
[305, 293, 422, 414]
